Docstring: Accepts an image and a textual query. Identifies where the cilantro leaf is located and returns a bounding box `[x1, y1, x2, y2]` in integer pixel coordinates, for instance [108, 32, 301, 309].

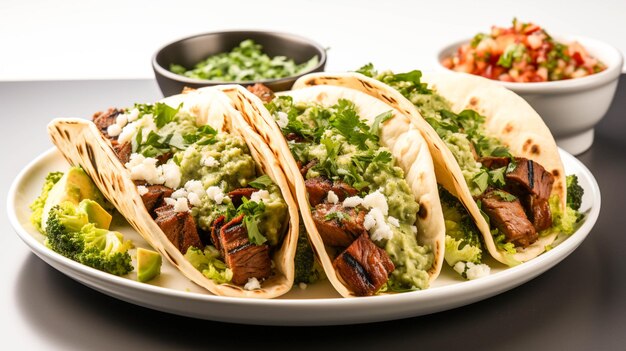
[370, 111, 393, 137]
[489, 167, 507, 187]
[473, 170, 489, 194]
[491, 190, 517, 202]
[238, 198, 267, 245]
[355, 63, 376, 77]
[153, 102, 182, 128]
[490, 146, 512, 158]
[330, 99, 372, 150]
[249, 175, 273, 189]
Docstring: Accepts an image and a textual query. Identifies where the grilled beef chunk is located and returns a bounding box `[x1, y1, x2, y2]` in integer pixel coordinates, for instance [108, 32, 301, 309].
[299, 159, 319, 177]
[219, 214, 271, 285]
[305, 177, 359, 206]
[480, 156, 555, 231]
[506, 158, 554, 201]
[92, 108, 123, 137]
[210, 215, 227, 253]
[112, 141, 132, 164]
[306, 177, 332, 206]
[331, 181, 359, 199]
[246, 83, 275, 103]
[481, 190, 538, 247]
[140, 185, 174, 214]
[311, 203, 367, 247]
[154, 205, 202, 253]
[333, 235, 395, 296]
[156, 152, 173, 165]
[528, 197, 552, 231]
[479, 156, 510, 169]
[227, 187, 258, 208]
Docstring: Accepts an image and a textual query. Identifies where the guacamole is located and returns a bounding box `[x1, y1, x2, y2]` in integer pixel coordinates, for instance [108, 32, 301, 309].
[267, 96, 433, 292]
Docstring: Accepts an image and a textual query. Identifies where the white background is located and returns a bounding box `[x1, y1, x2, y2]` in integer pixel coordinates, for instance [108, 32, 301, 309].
[1, 0, 625, 81]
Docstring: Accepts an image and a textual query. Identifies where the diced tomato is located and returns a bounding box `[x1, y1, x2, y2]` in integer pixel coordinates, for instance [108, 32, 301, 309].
[571, 51, 585, 65]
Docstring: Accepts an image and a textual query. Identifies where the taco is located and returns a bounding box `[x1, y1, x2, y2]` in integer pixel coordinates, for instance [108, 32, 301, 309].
[219, 84, 445, 297]
[292, 68, 581, 275]
[47, 87, 299, 298]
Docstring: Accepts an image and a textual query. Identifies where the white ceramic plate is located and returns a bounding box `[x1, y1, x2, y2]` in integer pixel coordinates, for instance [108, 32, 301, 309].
[7, 148, 600, 326]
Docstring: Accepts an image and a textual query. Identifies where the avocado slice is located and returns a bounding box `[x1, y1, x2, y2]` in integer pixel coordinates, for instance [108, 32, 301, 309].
[79, 199, 112, 229]
[41, 167, 108, 230]
[137, 248, 162, 283]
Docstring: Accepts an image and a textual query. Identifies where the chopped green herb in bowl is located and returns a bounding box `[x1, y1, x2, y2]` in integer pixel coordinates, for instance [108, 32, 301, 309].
[170, 39, 319, 82]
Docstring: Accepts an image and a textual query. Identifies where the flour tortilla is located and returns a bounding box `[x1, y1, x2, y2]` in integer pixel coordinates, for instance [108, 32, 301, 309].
[47, 87, 299, 298]
[219, 84, 445, 297]
[293, 72, 566, 265]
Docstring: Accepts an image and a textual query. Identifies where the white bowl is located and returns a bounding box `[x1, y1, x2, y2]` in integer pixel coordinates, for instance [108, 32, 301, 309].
[437, 36, 623, 155]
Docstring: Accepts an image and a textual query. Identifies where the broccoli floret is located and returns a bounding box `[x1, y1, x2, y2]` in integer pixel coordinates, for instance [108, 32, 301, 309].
[566, 174, 584, 211]
[294, 224, 323, 284]
[30, 171, 64, 232]
[440, 186, 484, 265]
[184, 246, 232, 284]
[45, 201, 133, 276]
[444, 236, 482, 266]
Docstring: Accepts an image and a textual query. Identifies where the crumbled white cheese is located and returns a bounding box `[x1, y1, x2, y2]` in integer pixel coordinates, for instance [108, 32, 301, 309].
[453, 261, 491, 280]
[184, 180, 205, 197]
[171, 188, 188, 199]
[387, 216, 400, 227]
[127, 108, 140, 122]
[125, 153, 181, 189]
[160, 163, 181, 189]
[137, 185, 148, 196]
[362, 189, 388, 216]
[363, 212, 376, 230]
[367, 207, 393, 242]
[187, 192, 202, 207]
[298, 282, 308, 290]
[202, 155, 219, 168]
[118, 112, 157, 144]
[276, 111, 289, 129]
[116, 113, 128, 128]
[126, 154, 160, 184]
[466, 262, 491, 280]
[107, 124, 122, 137]
[163, 197, 176, 206]
[327, 190, 339, 204]
[244, 277, 261, 290]
[173, 197, 190, 212]
[206, 186, 225, 204]
[342, 195, 363, 208]
[250, 189, 270, 203]
[411, 225, 418, 234]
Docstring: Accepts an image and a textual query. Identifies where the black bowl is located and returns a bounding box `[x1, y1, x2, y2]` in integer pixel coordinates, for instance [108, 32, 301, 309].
[152, 30, 327, 97]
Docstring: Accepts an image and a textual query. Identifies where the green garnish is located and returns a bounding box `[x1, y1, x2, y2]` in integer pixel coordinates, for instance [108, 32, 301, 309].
[248, 175, 273, 190]
[170, 39, 319, 82]
[238, 198, 267, 245]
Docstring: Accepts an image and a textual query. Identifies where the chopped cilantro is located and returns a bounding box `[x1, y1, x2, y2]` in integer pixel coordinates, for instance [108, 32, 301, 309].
[238, 198, 267, 245]
[330, 99, 372, 150]
[153, 102, 182, 128]
[491, 190, 517, 202]
[370, 111, 394, 137]
[248, 175, 273, 190]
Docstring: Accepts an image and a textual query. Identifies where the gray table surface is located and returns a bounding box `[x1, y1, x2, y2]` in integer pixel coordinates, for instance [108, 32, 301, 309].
[1, 78, 625, 350]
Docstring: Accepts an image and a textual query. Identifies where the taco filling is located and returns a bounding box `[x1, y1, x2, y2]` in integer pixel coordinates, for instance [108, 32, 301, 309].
[92, 103, 288, 288]
[357, 65, 582, 269]
[263, 94, 433, 295]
